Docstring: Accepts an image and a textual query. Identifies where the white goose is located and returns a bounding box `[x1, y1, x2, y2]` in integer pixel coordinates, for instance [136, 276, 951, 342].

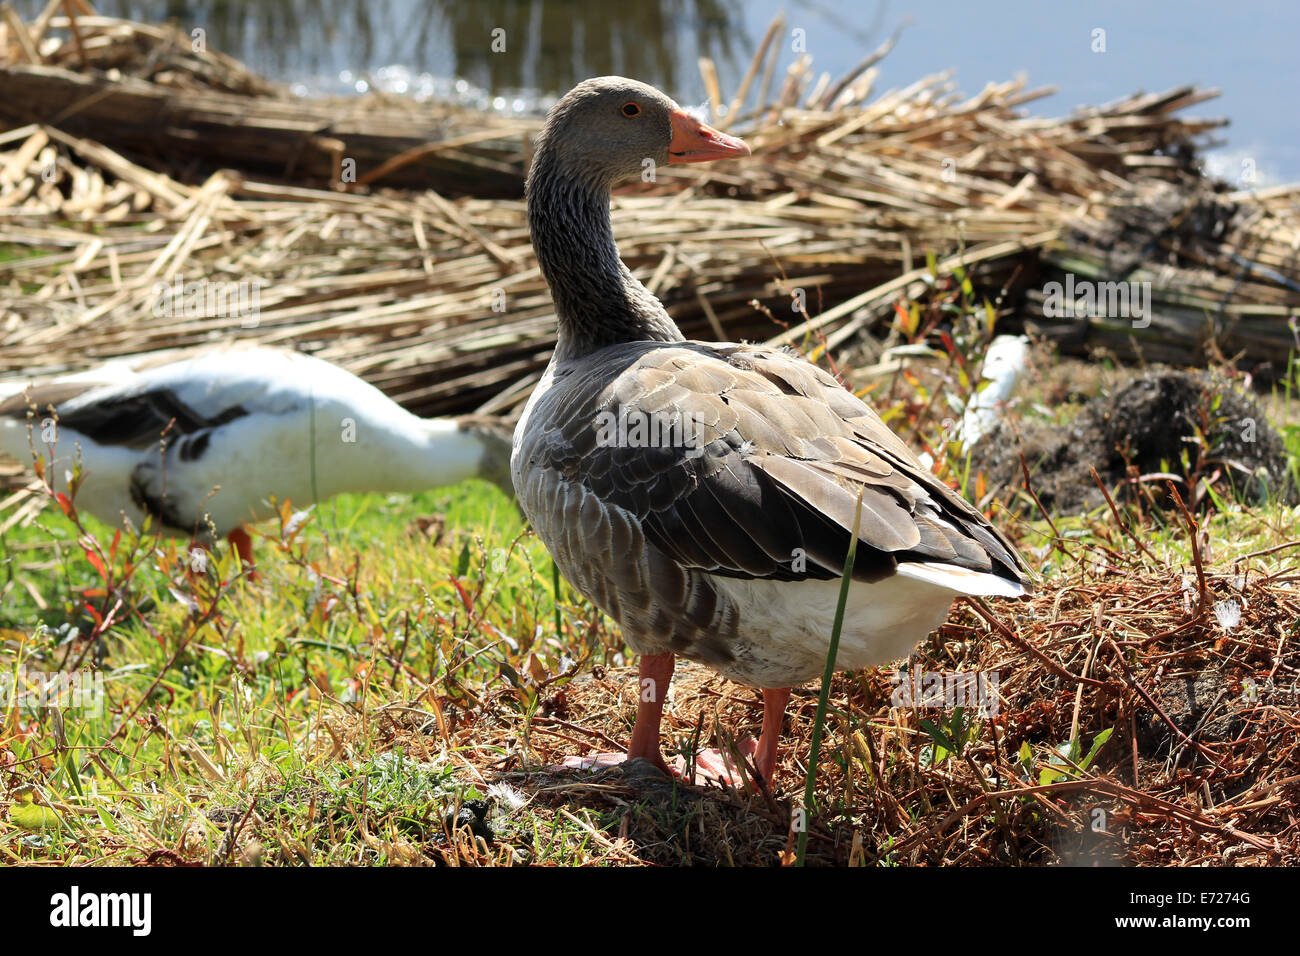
[513, 78, 1031, 785]
[1, 345, 513, 565]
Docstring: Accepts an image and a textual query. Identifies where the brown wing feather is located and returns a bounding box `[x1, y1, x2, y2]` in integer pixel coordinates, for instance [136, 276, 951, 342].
[0, 383, 100, 419]
[521, 340, 1030, 589]
[1, 380, 247, 451]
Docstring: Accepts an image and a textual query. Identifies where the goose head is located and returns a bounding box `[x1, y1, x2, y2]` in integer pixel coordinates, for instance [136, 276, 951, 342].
[527, 78, 750, 357]
[531, 76, 750, 190]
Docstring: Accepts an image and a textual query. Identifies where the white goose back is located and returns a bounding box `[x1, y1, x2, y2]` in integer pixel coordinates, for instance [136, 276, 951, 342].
[0, 346, 512, 536]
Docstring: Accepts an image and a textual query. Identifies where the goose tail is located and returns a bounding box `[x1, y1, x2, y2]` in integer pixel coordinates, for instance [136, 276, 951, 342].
[895, 560, 1029, 598]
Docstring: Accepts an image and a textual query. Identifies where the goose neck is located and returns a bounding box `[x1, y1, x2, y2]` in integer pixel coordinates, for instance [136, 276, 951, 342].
[527, 158, 682, 359]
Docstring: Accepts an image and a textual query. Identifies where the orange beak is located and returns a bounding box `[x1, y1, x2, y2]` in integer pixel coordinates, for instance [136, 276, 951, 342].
[667, 109, 751, 165]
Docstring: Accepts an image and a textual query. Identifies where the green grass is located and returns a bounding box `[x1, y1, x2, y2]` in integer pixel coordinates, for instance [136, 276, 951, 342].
[2, 378, 1298, 864]
[0, 479, 641, 865]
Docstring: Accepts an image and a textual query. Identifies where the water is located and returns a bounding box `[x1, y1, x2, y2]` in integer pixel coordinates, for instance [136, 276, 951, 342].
[33, 0, 1300, 182]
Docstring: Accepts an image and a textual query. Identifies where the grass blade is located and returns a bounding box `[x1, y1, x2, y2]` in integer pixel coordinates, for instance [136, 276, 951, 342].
[797, 489, 864, 866]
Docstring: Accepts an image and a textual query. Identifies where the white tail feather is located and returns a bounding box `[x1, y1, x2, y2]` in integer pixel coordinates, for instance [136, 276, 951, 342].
[895, 561, 1026, 598]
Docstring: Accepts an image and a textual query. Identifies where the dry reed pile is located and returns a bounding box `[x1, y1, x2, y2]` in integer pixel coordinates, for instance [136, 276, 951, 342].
[0, 4, 1297, 420]
[0, 0, 529, 194]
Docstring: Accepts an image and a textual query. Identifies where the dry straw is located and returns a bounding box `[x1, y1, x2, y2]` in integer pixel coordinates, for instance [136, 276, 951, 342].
[2, 4, 1295, 431]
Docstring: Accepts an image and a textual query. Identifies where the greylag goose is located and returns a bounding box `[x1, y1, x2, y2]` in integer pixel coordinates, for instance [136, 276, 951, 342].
[513, 77, 1031, 785]
[1, 345, 513, 565]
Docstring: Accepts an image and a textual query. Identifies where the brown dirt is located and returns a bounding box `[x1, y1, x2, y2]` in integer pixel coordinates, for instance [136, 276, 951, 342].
[972, 368, 1296, 515]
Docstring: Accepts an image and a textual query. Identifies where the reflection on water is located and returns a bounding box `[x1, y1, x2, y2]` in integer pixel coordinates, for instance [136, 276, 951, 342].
[88, 0, 749, 104]
[19, 0, 1296, 179]
[450, 0, 745, 101]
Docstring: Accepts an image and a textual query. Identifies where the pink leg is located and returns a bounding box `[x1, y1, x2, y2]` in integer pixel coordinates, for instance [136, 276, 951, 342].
[754, 687, 792, 780]
[560, 653, 675, 776]
[690, 686, 792, 787]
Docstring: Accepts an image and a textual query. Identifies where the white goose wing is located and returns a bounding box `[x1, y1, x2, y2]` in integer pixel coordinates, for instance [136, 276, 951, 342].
[0, 347, 350, 533]
[3, 348, 324, 452]
[1, 347, 402, 469]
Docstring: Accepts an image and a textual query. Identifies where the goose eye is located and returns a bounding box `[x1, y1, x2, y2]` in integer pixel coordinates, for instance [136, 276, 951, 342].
[621, 102, 641, 117]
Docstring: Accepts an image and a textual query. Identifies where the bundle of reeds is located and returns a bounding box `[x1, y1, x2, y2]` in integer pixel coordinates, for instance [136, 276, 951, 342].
[1030, 178, 1300, 369]
[0, 1, 532, 195]
[1, 5, 1296, 430]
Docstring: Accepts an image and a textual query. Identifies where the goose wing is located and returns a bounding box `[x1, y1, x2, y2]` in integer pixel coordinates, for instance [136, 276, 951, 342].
[0, 347, 319, 453]
[525, 340, 1029, 591]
